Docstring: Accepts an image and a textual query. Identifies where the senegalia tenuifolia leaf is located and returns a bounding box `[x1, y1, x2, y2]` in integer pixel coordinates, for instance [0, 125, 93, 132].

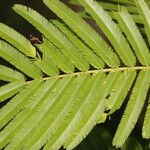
[27, 74, 122, 149]
[0, 23, 36, 57]
[107, 71, 136, 114]
[20, 74, 90, 150]
[5, 76, 74, 150]
[0, 81, 25, 103]
[36, 39, 74, 73]
[0, 41, 41, 79]
[64, 72, 123, 150]
[0, 65, 25, 82]
[113, 70, 150, 147]
[142, 103, 150, 138]
[52, 20, 105, 69]
[0, 77, 58, 149]
[135, 0, 150, 45]
[79, 0, 136, 66]
[115, 7, 150, 66]
[43, 0, 120, 68]
[13, 5, 89, 71]
[0, 80, 43, 129]
[24, 77, 76, 150]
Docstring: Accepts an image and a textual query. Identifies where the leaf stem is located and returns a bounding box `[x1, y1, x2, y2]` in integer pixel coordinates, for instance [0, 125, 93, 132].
[26, 66, 150, 84]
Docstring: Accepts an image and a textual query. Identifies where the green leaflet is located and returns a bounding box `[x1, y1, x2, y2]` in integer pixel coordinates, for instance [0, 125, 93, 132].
[13, 5, 89, 71]
[135, 0, 150, 44]
[0, 81, 25, 103]
[52, 20, 105, 69]
[102, 0, 135, 6]
[70, 0, 136, 6]
[69, 0, 148, 35]
[44, 73, 105, 150]
[69, 0, 144, 26]
[113, 70, 150, 147]
[98, 2, 138, 14]
[115, 7, 150, 66]
[5, 76, 74, 150]
[97, 113, 107, 124]
[43, 0, 120, 67]
[0, 23, 36, 57]
[36, 39, 74, 73]
[34, 58, 59, 76]
[65, 72, 122, 150]
[0, 65, 25, 82]
[0, 78, 58, 149]
[110, 11, 144, 25]
[0, 41, 41, 79]
[21, 74, 89, 150]
[142, 103, 150, 139]
[79, 0, 136, 66]
[107, 71, 136, 114]
[0, 80, 42, 129]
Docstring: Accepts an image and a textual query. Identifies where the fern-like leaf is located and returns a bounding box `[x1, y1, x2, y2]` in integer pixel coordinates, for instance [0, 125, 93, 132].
[0, 0, 149, 149]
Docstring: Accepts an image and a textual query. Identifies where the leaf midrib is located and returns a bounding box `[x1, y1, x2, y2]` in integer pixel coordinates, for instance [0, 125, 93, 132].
[25, 66, 150, 84]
